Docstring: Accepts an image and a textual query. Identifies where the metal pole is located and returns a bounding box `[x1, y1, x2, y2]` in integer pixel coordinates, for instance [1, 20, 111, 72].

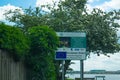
[62, 60, 65, 80]
[80, 60, 84, 80]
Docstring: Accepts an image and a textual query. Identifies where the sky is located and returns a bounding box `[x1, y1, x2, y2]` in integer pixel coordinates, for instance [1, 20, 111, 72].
[0, 0, 120, 71]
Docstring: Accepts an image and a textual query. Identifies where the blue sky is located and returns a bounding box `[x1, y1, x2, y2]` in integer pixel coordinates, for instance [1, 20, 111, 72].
[0, 0, 115, 9]
[0, 0, 120, 71]
[0, 0, 36, 8]
[87, 0, 110, 6]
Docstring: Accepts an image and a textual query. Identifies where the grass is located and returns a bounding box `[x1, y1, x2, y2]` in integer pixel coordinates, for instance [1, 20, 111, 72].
[65, 78, 74, 80]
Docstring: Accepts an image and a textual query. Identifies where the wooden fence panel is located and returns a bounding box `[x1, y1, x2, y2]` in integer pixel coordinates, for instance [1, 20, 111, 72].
[0, 49, 27, 80]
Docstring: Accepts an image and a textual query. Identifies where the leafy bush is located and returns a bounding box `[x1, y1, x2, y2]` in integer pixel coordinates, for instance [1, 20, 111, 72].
[0, 23, 30, 61]
[26, 26, 59, 80]
[0, 23, 59, 79]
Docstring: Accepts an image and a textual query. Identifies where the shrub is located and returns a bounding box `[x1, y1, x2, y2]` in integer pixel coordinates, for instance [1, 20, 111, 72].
[26, 26, 59, 80]
[0, 23, 30, 61]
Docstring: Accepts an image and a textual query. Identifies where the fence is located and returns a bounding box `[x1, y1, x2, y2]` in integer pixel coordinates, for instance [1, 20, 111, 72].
[0, 49, 27, 80]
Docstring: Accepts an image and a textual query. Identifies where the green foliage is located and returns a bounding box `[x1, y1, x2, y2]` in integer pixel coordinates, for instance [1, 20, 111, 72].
[46, 1, 120, 79]
[27, 26, 58, 54]
[47, 0, 87, 32]
[0, 23, 29, 61]
[0, 23, 59, 79]
[85, 9, 120, 54]
[4, 7, 48, 29]
[26, 26, 59, 80]
[3, 0, 120, 79]
[47, 0, 120, 54]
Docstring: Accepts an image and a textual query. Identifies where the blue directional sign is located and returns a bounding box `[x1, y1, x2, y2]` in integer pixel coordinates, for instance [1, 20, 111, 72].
[55, 52, 66, 60]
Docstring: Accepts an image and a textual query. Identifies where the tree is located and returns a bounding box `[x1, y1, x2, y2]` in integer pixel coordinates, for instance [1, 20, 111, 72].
[4, 7, 49, 30]
[85, 9, 120, 54]
[26, 26, 59, 80]
[47, 0, 120, 54]
[46, 0, 87, 31]
[46, 0, 120, 79]
[4, 1, 120, 54]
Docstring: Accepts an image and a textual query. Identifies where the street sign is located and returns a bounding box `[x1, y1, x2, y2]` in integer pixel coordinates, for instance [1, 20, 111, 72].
[57, 32, 86, 37]
[56, 32, 87, 80]
[55, 32, 86, 60]
[66, 52, 86, 60]
[55, 51, 86, 60]
[57, 32, 86, 53]
[57, 48, 86, 52]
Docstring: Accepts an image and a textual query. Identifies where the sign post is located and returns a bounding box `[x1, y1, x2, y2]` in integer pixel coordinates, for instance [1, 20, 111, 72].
[55, 32, 87, 80]
[62, 60, 65, 80]
[80, 60, 84, 80]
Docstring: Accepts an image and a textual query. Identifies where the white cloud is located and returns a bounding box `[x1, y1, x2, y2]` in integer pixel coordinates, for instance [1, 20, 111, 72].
[36, 0, 65, 11]
[70, 53, 120, 71]
[36, 0, 120, 12]
[36, 0, 120, 11]
[0, 4, 23, 22]
[88, 0, 94, 3]
[87, 0, 120, 11]
[87, 0, 100, 3]
[36, 0, 57, 6]
[36, 0, 54, 12]
[103, 0, 120, 10]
